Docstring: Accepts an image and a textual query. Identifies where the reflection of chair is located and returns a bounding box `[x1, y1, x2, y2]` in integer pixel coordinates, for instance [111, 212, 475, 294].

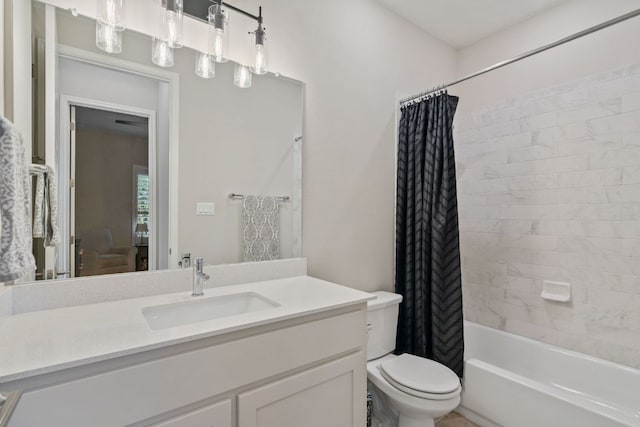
[77, 227, 137, 276]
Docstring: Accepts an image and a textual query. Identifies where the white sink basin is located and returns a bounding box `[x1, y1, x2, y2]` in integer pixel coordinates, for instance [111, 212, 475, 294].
[142, 292, 280, 330]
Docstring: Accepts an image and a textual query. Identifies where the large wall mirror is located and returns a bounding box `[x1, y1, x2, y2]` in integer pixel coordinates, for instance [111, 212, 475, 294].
[28, 2, 303, 283]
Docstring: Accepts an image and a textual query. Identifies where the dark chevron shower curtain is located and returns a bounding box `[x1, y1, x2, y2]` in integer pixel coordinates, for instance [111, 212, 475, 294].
[395, 92, 464, 378]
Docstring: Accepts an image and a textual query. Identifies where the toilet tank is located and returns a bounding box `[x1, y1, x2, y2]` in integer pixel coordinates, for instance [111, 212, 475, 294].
[367, 291, 403, 361]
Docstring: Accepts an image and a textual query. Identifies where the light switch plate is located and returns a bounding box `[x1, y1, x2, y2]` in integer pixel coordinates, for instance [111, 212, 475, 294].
[196, 202, 215, 216]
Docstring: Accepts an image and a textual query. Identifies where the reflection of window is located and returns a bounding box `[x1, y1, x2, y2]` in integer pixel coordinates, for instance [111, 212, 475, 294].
[133, 165, 149, 242]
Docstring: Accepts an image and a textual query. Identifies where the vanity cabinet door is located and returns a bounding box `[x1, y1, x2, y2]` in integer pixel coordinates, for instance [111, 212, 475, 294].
[237, 352, 366, 427]
[151, 399, 232, 427]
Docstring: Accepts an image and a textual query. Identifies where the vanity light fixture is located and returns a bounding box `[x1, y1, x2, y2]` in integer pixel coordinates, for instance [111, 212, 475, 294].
[96, 0, 125, 53]
[196, 1, 269, 87]
[92, 0, 271, 87]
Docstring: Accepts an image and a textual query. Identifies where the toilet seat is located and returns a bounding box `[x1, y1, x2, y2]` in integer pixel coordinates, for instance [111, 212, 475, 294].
[379, 353, 461, 401]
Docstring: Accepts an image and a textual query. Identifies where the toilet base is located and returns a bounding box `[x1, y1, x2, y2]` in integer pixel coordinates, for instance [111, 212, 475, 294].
[399, 414, 435, 427]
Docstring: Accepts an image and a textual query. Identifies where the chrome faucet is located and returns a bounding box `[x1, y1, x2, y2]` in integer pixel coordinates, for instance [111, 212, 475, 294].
[192, 257, 210, 297]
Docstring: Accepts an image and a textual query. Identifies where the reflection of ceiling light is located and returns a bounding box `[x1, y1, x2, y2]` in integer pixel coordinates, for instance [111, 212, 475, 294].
[195, 53, 216, 79]
[96, 20, 122, 53]
[91, 0, 272, 87]
[95, 0, 124, 53]
[208, 3, 229, 63]
[96, 0, 124, 30]
[233, 64, 252, 89]
[152, 38, 174, 67]
[157, 0, 183, 48]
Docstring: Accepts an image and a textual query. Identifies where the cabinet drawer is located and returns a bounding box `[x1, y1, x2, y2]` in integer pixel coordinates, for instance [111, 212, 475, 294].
[152, 399, 232, 427]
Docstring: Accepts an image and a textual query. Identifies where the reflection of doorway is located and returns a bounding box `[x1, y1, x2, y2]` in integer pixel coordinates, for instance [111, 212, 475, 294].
[66, 103, 156, 277]
[31, 50, 178, 281]
[74, 106, 149, 276]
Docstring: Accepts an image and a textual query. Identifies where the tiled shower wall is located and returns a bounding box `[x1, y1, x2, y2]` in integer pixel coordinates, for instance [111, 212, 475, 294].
[454, 64, 640, 368]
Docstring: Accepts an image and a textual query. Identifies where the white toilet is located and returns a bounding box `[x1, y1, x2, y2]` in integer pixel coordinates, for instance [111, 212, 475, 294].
[367, 291, 461, 427]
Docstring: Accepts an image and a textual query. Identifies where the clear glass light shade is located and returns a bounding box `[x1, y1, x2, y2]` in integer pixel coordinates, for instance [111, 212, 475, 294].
[97, 0, 125, 30]
[251, 41, 268, 75]
[152, 38, 174, 67]
[234, 64, 252, 89]
[96, 21, 123, 54]
[195, 53, 216, 79]
[157, 0, 183, 48]
[208, 5, 229, 63]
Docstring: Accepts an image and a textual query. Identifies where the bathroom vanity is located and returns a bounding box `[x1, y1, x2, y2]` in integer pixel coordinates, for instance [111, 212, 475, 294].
[0, 261, 372, 427]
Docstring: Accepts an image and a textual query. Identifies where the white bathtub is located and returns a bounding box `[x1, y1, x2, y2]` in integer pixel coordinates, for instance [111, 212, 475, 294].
[459, 322, 640, 427]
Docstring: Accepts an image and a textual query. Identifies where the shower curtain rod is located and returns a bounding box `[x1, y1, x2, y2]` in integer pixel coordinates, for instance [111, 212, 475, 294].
[400, 7, 640, 107]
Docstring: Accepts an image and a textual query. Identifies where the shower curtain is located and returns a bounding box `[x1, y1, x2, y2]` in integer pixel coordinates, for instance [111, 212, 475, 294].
[395, 92, 464, 377]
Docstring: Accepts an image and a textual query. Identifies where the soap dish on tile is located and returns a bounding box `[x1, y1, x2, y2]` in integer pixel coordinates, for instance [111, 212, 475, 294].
[541, 280, 571, 302]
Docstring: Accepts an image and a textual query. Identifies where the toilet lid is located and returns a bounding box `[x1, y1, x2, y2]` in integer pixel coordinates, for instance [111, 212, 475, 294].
[380, 354, 460, 397]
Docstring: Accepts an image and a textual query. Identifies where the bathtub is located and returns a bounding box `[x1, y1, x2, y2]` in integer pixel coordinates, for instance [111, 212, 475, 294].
[459, 322, 640, 427]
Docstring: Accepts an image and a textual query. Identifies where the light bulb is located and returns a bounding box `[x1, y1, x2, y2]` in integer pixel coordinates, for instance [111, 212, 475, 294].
[234, 64, 252, 89]
[158, 0, 183, 48]
[212, 28, 228, 63]
[97, 0, 125, 30]
[152, 38, 174, 67]
[96, 21, 122, 53]
[208, 4, 228, 63]
[253, 44, 267, 75]
[250, 24, 267, 75]
[195, 53, 215, 79]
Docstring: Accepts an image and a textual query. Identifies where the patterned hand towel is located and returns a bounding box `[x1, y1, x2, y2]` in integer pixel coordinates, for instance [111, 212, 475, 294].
[242, 195, 280, 262]
[33, 166, 59, 247]
[0, 116, 36, 282]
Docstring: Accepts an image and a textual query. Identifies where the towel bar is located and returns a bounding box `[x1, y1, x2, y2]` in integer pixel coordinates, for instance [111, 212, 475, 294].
[228, 193, 290, 202]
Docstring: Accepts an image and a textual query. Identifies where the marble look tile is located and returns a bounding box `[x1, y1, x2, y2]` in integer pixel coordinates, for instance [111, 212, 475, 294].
[558, 98, 621, 125]
[622, 166, 640, 184]
[559, 135, 622, 156]
[620, 184, 640, 203]
[622, 132, 640, 147]
[622, 91, 640, 113]
[588, 111, 640, 135]
[457, 64, 640, 369]
[558, 168, 622, 188]
[587, 186, 623, 203]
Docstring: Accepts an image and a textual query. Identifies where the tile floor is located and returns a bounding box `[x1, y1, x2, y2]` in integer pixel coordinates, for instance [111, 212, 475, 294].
[435, 412, 480, 427]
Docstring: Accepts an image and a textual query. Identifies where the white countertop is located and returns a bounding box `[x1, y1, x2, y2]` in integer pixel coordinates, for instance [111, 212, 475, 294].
[0, 276, 373, 384]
